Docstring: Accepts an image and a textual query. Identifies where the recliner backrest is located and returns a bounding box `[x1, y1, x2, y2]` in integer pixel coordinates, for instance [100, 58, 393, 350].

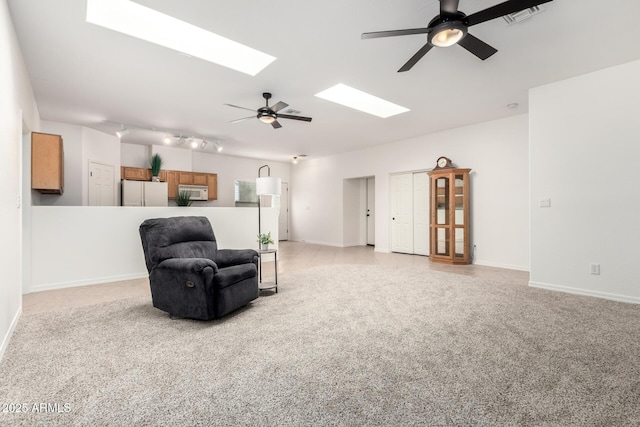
[139, 216, 218, 272]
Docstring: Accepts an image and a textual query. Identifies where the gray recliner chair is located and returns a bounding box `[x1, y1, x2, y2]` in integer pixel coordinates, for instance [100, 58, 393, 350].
[139, 216, 259, 320]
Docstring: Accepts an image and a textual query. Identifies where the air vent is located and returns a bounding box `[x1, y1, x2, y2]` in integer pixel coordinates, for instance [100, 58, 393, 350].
[503, 6, 544, 24]
[283, 108, 301, 115]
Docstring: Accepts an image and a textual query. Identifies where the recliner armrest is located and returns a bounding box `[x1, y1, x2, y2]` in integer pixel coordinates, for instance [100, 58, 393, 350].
[215, 249, 258, 268]
[156, 257, 219, 274]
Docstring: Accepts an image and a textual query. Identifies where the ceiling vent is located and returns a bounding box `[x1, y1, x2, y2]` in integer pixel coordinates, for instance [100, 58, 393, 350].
[284, 108, 301, 115]
[502, 6, 544, 24]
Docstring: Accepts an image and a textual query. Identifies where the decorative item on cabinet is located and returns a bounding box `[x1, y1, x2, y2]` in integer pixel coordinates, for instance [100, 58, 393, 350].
[150, 154, 163, 182]
[32, 132, 64, 194]
[428, 157, 471, 265]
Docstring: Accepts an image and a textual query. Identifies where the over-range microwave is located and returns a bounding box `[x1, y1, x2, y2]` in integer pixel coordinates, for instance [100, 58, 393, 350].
[177, 185, 208, 201]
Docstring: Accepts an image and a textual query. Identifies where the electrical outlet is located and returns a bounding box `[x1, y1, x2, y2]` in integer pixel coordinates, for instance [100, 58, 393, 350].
[540, 198, 551, 208]
[590, 263, 600, 275]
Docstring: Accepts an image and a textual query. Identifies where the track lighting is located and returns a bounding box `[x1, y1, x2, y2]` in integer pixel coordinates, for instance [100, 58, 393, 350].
[115, 125, 129, 138]
[106, 121, 222, 151]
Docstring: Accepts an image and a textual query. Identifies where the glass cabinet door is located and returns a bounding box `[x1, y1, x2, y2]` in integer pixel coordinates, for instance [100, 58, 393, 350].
[436, 177, 449, 225]
[454, 174, 464, 225]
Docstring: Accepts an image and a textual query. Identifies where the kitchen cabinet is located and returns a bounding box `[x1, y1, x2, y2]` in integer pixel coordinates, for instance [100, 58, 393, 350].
[32, 132, 64, 194]
[207, 174, 218, 200]
[120, 167, 217, 200]
[192, 173, 207, 186]
[178, 172, 193, 185]
[166, 170, 179, 199]
[121, 167, 166, 182]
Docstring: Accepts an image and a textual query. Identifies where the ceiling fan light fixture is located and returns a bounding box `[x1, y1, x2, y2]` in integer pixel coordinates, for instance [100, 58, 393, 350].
[432, 28, 464, 47]
[429, 22, 467, 47]
[258, 112, 276, 124]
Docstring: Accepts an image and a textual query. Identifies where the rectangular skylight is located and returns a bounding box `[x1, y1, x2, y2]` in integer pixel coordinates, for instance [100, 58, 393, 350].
[315, 84, 410, 118]
[86, 0, 276, 76]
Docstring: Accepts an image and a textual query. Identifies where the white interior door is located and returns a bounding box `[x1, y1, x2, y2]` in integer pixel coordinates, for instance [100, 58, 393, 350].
[413, 172, 429, 256]
[390, 173, 413, 254]
[366, 178, 375, 245]
[89, 161, 115, 206]
[278, 182, 289, 241]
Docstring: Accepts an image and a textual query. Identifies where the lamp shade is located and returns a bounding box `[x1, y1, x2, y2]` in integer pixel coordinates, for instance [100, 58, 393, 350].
[256, 176, 281, 196]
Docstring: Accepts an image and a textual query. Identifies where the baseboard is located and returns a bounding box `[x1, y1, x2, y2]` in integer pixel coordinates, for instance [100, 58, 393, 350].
[29, 273, 148, 293]
[473, 260, 530, 272]
[0, 306, 22, 362]
[529, 281, 640, 304]
[294, 239, 344, 248]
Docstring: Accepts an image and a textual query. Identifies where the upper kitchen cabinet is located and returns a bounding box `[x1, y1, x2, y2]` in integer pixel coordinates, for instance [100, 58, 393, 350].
[32, 132, 64, 194]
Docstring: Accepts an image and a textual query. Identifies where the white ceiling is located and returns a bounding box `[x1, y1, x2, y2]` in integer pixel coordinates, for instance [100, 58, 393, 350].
[8, 0, 640, 162]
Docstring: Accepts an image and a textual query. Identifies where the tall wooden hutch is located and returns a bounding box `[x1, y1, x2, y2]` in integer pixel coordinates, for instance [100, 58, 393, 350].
[428, 157, 471, 264]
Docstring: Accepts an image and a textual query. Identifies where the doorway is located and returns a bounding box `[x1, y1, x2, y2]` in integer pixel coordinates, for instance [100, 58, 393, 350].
[366, 177, 375, 246]
[390, 171, 429, 255]
[278, 182, 289, 241]
[88, 161, 116, 206]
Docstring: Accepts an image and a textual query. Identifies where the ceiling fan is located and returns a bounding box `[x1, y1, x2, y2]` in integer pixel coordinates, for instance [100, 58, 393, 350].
[225, 93, 313, 129]
[362, 0, 553, 72]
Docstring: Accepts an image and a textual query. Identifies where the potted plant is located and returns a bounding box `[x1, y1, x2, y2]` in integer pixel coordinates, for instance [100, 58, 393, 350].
[150, 153, 163, 182]
[175, 189, 192, 207]
[257, 231, 274, 250]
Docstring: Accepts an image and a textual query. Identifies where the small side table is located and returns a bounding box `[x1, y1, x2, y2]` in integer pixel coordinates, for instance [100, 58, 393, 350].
[257, 249, 278, 293]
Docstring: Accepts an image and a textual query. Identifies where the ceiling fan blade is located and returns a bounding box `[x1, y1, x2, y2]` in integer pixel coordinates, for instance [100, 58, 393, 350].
[440, 0, 460, 15]
[398, 42, 434, 72]
[271, 101, 289, 112]
[457, 33, 497, 60]
[271, 120, 282, 129]
[224, 103, 256, 112]
[466, 0, 553, 27]
[277, 114, 312, 122]
[230, 116, 255, 124]
[362, 27, 432, 39]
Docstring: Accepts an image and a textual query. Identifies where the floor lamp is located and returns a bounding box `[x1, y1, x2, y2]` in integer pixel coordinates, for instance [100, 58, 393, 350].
[256, 165, 281, 247]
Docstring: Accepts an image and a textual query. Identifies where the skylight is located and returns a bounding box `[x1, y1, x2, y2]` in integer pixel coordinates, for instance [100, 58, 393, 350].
[315, 84, 410, 118]
[86, 0, 276, 76]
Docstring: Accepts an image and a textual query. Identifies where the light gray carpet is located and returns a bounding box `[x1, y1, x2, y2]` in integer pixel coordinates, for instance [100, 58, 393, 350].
[1, 265, 639, 426]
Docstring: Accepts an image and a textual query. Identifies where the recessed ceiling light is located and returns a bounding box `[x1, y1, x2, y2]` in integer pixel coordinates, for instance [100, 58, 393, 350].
[315, 84, 410, 118]
[86, 0, 276, 76]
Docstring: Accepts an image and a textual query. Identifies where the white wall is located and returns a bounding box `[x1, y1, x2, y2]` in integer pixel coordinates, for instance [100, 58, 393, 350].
[82, 127, 121, 205]
[121, 143, 150, 168]
[0, 0, 40, 360]
[38, 121, 121, 206]
[291, 114, 530, 270]
[29, 207, 278, 292]
[529, 60, 640, 303]
[151, 144, 192, 171]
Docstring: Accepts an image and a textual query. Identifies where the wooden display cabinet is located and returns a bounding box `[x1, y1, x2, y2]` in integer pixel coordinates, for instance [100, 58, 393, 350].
[428, 167, 471, 264]
[32, 132, 64, 194]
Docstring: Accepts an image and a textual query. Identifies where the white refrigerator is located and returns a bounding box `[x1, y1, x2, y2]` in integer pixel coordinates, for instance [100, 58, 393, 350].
[121, 180, 168, 206]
